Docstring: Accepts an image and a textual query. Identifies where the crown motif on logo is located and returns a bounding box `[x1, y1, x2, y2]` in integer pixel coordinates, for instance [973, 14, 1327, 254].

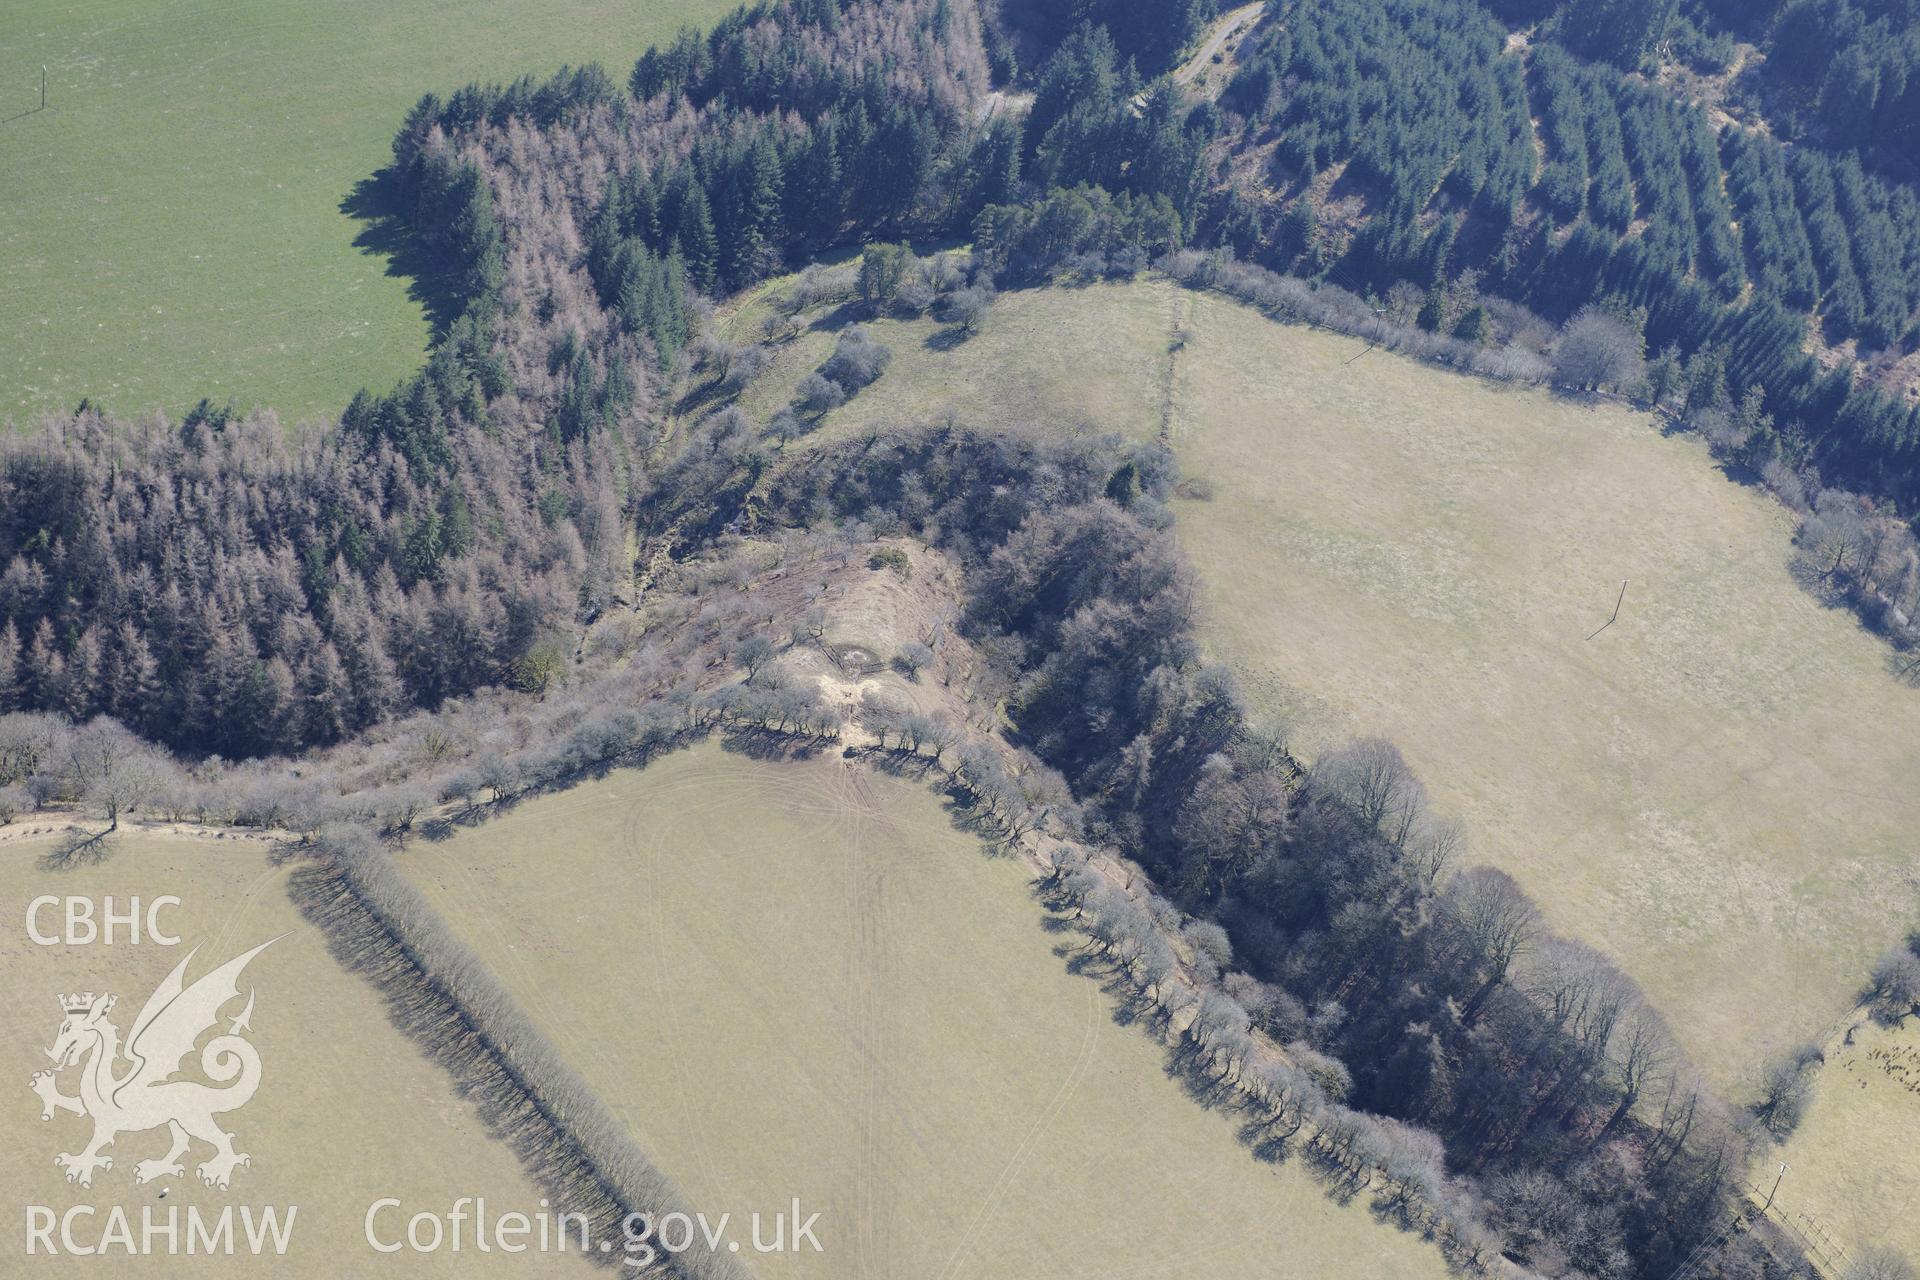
[60, 992, 101, 1014]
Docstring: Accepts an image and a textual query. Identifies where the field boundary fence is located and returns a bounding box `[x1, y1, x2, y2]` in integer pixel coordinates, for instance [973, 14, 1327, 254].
[1735, 1180, 1850, 1279]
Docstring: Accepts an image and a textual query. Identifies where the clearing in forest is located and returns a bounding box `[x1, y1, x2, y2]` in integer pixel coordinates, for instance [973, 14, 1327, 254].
[730, 275, 1177, 446]
[401, 742, 1457, 1280]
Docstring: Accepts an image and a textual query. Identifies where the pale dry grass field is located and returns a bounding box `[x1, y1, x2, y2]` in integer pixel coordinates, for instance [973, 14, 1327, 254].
[0, 832, 584, 1276]
[1772, 1018, 1920, 1269]
[402, 743, 1457, 1280]
[748, 276, 1920, 1254]
[730, 276, 1920, 1092]
[731, 277, 1177, 446]
[1168, 288, 1920, 1092]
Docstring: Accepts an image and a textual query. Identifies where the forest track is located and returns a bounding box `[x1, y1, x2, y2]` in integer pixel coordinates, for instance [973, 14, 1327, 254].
[1128, 3, 1264, 115]
[1174, 2, 1265, 89]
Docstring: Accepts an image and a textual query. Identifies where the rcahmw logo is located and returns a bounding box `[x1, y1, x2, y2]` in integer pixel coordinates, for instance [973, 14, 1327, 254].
[22, 937, 299, 1258]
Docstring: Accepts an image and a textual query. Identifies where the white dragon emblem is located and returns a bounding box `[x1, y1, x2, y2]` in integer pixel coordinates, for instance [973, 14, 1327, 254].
[29, 938, 277, 1191]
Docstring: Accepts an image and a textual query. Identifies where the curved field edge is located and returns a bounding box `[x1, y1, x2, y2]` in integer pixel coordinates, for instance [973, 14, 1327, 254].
[0, 0, 734, 425]
[1165, 285, 1920, 1092]
[721, 270, 1920, 1260]
[398, 741, 1462, 1280]
[742, 271, 1920, 1093]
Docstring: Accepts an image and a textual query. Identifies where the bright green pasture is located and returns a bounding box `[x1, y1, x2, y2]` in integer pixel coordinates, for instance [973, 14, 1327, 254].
[1, 0, 730, 424]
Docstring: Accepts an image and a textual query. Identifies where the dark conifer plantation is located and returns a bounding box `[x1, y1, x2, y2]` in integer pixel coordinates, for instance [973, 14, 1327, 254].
[1207, 0, 1920, 505]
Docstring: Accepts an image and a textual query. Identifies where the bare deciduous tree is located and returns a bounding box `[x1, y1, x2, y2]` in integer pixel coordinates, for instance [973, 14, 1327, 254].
[820, 325, 892, 393]
[1183, 919, 1234, 980]
[1175, 751, 1291, 897]
[1596, 999, 1675, 1144]
[1869, 944, 1920, 1024]
[1313, 737, 1425, 848]
[1441, 866, 1541, 1024]
[734, 635, 777, 682]
[920, 714, 961, 762]
[1751, 1041, 1822, 1139]
[943, 283, 994, 334]
[894, 641, 934, 680]
[66, 718, 173, 832]
[1404, 815, 1464, 893]
[793, 372, 845, 415]
[1524, 937, 1632, 1059]
[1553, 307, 1645, 393]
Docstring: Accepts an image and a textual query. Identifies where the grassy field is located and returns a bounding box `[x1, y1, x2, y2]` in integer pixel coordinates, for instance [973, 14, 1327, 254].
[1168, 290, 1920, 1091]
[731, 277, 1178, 446]
[0, 0, 730, 425]
[0, 830, 584, 1275]
[746, 276, 1920, 1098]
[1766, 1013, 1920, 1274]
[1772, 1018, 1920, 1271]
[402, 743, 1456, 1279]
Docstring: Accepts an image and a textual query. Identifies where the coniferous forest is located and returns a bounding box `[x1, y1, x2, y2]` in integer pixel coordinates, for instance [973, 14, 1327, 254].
[11, 0, 1920, 751]
[13, 0, 1920, 761]
[1216, 0, 1920, 505]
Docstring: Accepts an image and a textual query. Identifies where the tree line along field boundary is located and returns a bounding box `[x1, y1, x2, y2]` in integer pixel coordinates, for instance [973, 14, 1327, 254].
[300, 823, 752, 1280]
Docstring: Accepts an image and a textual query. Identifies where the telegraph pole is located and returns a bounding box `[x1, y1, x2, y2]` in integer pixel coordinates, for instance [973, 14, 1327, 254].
[41, 65, 47, 110]
[1762, 1161, 1789, 1213]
